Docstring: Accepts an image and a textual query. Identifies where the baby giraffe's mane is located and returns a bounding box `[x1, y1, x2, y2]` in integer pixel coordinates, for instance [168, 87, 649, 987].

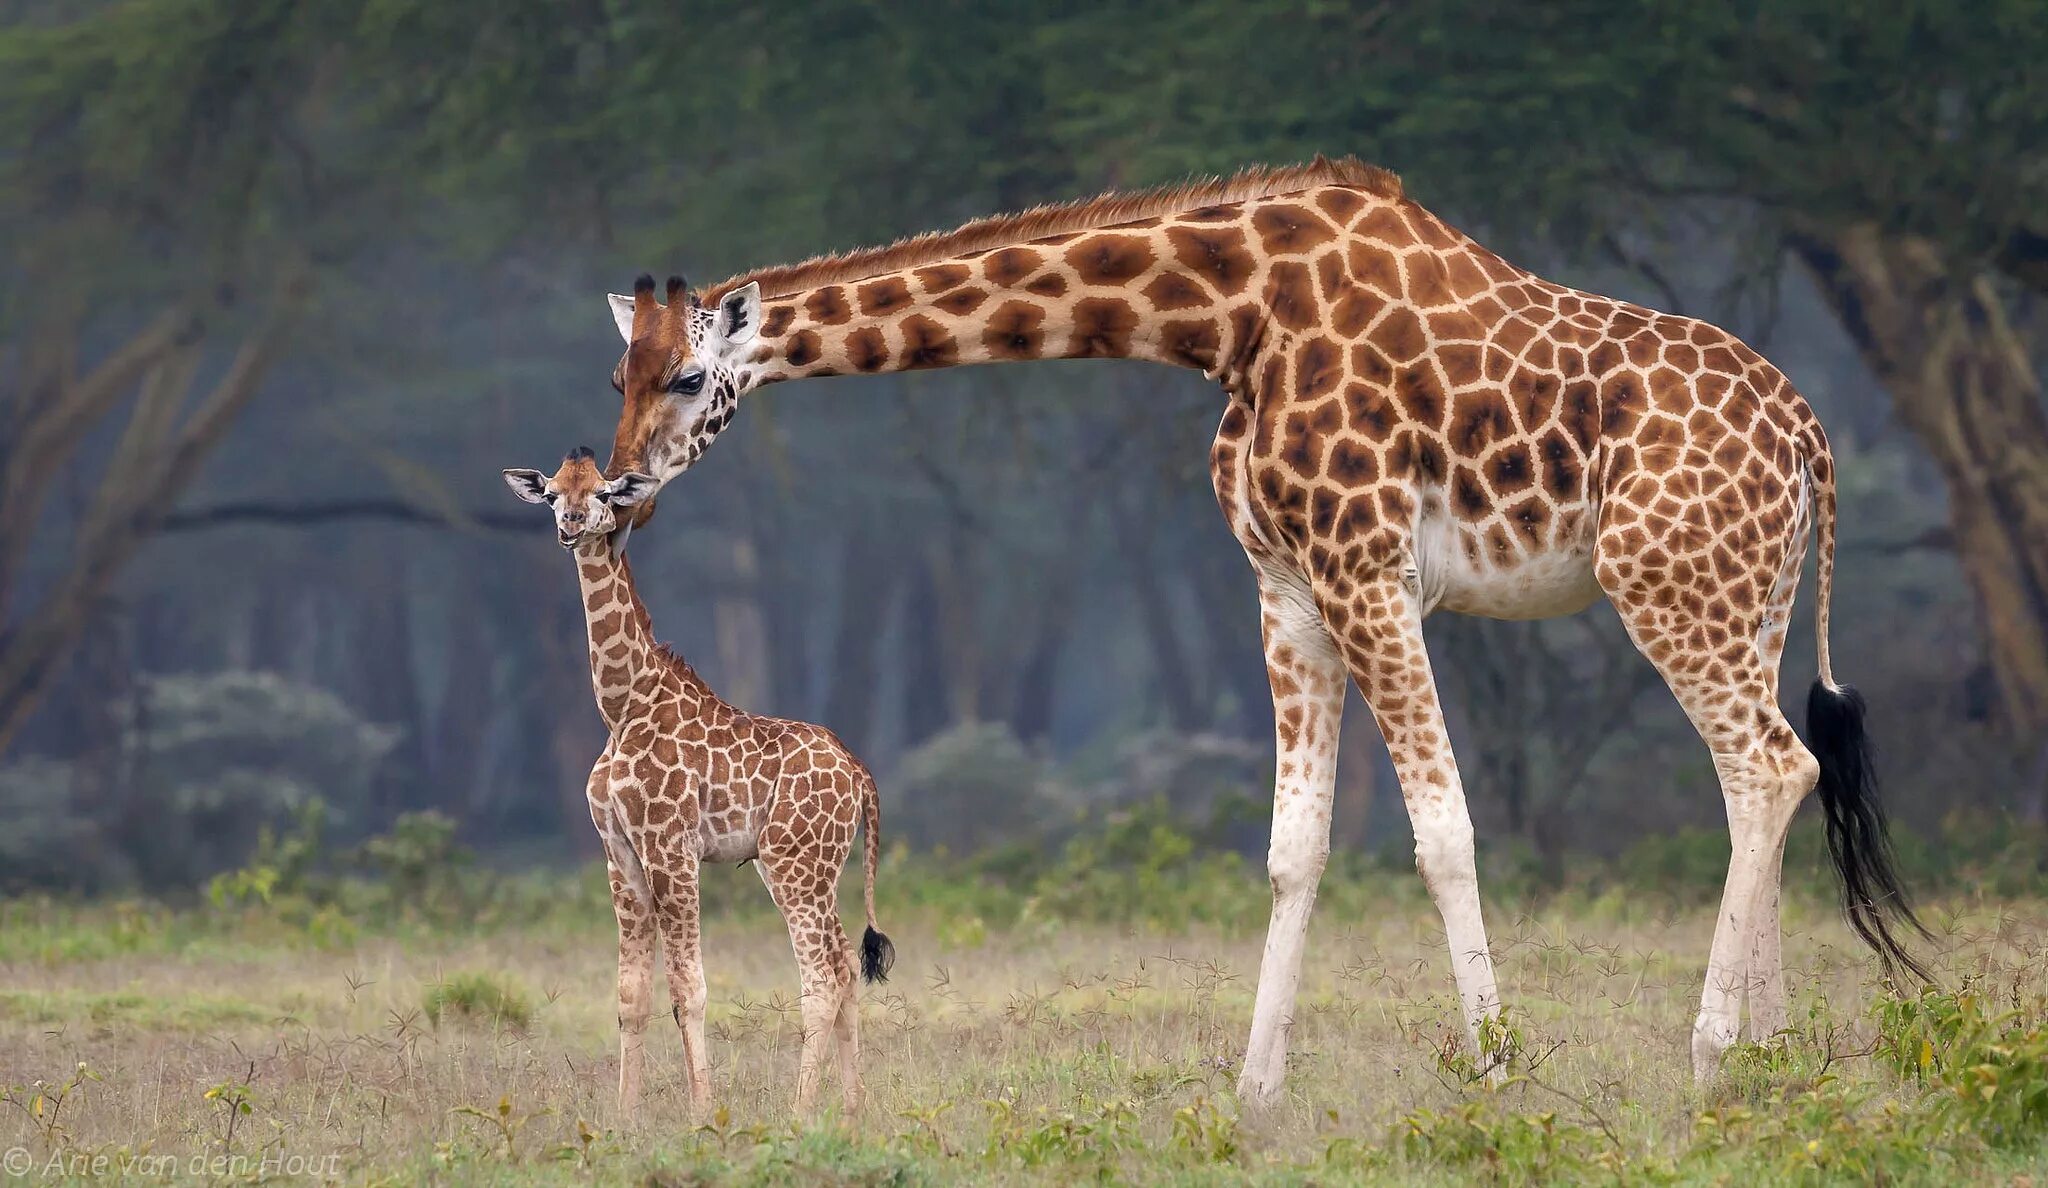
[701, 155, 1401, 304]
[651, 641, 705, 686]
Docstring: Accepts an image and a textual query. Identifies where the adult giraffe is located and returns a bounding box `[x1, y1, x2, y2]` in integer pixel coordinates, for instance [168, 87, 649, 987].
[599, 157, 1925, 1104]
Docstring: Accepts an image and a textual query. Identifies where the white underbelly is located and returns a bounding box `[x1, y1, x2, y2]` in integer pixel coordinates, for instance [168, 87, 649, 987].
[1436, 548, 1603, 619]
[1414, 498, 1604, 621]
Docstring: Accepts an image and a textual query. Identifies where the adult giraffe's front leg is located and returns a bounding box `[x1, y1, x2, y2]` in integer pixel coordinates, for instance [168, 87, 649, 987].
[1330, 573, 1503, 1063]
[1237, 565, 1348, 1109]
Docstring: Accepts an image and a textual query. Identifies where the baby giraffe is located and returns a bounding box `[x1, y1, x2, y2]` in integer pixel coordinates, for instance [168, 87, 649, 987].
[503, 448, 894, 1117]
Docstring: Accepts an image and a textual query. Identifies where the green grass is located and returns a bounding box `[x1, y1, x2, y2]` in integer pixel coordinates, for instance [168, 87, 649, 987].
[2, 866, 2046, 1186]
[0, 989, 278, 1031]
[424, 972, 535, 1031]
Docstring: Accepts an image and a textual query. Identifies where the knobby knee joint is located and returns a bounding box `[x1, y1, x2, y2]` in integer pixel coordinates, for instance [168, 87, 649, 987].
[1413, 816, 1477, 890]
[1268, 839, 1330, 899]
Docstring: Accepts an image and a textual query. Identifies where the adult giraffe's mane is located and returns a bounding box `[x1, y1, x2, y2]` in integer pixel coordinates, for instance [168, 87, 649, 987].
[701, 155, 1402, 304]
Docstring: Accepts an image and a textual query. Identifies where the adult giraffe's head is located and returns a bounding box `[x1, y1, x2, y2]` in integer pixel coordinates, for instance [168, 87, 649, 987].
[604, 273, 763, 507]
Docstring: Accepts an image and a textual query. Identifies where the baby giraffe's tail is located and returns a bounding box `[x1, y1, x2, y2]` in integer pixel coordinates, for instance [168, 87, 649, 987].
[858, 771, 895, 985]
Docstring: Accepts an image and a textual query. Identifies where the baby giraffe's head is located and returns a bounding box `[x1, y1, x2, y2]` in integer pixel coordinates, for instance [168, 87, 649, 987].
[502, 447, 657, 551]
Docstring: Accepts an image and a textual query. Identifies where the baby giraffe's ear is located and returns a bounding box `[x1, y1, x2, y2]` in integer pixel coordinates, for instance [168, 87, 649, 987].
[607, 293, 635, 344]
[502, 469, 550, 504]
[606, 472, 659, 507]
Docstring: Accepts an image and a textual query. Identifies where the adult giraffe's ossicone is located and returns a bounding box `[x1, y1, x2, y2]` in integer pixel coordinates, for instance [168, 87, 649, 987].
[599, 156, 1928, 1103]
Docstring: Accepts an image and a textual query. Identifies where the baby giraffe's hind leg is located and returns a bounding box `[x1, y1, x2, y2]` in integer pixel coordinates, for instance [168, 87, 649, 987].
[832, 966, 862, 1112]
[759, 815, 859, 1114]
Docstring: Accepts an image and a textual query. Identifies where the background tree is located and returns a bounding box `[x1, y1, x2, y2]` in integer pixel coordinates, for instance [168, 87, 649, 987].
[0, 0, 2031, 884]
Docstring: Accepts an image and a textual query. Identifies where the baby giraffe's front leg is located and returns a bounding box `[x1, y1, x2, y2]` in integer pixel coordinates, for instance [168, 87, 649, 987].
[592, 768, 657, 1121]
[646, 831, 712, 1115]
[606, 853, 657, 1118]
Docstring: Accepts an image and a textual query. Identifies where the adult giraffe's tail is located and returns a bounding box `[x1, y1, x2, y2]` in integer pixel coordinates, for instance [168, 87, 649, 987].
[1807, 455, 1933, 983]
[857, 771, 895, 984]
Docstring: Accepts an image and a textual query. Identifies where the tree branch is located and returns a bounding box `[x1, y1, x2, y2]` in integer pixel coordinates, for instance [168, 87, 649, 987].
[157, 500, 532, 534]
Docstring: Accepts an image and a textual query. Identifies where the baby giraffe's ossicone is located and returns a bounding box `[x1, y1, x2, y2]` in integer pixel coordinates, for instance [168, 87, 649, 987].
[503, 448, 894, 1118]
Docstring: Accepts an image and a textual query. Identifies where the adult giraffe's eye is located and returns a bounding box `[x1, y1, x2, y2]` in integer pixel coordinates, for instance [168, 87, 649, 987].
[543, 491, 558, 505]
[669, 369, 706, 396]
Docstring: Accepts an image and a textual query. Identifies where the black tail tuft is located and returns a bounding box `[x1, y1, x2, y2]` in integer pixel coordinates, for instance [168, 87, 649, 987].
[1807, 679, 1932, 983]
[860, 926, 895, 985]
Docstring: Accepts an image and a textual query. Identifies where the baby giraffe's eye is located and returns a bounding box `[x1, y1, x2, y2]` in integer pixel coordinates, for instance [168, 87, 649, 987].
[593, 489, 611, 503]
[669, 369, 706, 396]
[543, 491, 558, 505]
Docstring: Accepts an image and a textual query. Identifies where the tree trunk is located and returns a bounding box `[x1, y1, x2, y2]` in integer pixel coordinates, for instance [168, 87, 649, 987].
[1008, 561, 1081, 742]
[924, 533, 983, 724]
[1331, 686, 1378, 850]
[1793, 226, 2048, 742]
[346, 554, 427, 817]
[431, 574, 493, 809]
[1120, 517, 1205, 729]
[0, 295, 300, 757]
[823, 526, 887, 752]
[897, 556, 952, 747]
[711, 534, 773, 711]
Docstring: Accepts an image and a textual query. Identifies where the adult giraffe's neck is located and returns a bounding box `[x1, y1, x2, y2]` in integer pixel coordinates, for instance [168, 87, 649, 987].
[570, 541, 662, 735]
[734, 227, 1266, 391]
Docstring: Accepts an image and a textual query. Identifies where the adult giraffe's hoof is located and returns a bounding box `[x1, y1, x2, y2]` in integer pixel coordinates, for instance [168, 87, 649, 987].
[1691, 1013, 1736, 1085]
[1235, 1064, 1287, 1116]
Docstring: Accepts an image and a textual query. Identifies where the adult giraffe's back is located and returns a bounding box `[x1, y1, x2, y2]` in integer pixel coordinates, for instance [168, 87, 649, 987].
[599, 156, 1925, 1103]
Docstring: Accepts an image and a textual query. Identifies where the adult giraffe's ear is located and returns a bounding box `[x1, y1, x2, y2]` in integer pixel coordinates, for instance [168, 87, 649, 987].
[605, 472, 659, 507]
[707, 281, 761, 353]
[607, 293, 635, 344]
[502, 469, 549, 504]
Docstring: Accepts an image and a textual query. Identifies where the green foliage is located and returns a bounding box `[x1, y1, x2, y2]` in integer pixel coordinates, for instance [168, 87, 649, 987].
[356, 810, 472, 913]
[1688, 1081, 1945, 1186]
[117, 671, 399, 888]
[202, 1070, 260, 1155]
[1022, 798, 1259, 931]
[448, 1094, 552, 1165]
[423, 972, 533, 1032]
[0, 759, 112, 893]
[1389, 1100, 1626, 1185]
[1875, 982, 2048, 1148]
[0, 1062, 100, 1155]
[0, 673, 398, 895]
[892, 721, 1070, 854]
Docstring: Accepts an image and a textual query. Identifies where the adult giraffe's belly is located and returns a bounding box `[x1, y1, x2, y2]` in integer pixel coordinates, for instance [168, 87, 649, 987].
[1417, 497, 1605, 621]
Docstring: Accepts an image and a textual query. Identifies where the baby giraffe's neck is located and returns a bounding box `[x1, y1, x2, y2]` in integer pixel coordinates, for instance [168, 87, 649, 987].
[571, 539, 664, 735]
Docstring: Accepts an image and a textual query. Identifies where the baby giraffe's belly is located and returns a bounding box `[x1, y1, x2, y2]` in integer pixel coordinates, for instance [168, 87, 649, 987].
[697, 782, 762, 865]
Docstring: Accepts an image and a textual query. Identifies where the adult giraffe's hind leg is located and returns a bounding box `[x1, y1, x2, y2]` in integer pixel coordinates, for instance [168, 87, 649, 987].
[1329, 573, 1503, 1064]
[1743, 494, 1812, 1043]
[1596, 505, 1817, 1082]
[1236, 566, 1348, 1109]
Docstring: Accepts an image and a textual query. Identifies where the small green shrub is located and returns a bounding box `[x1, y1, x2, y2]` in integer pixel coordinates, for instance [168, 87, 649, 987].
[1390, 1100, 1626, 1185]
[1875, 981, 2048, 1148]
[423, 972, 533, 1031]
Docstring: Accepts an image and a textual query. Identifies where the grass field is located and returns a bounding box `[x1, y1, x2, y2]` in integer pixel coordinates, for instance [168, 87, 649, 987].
[3, 838, 2048, 1185]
